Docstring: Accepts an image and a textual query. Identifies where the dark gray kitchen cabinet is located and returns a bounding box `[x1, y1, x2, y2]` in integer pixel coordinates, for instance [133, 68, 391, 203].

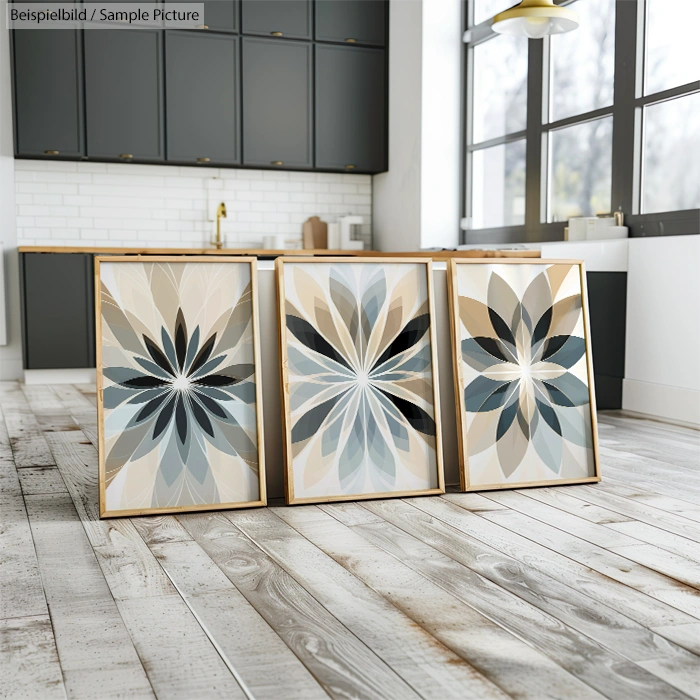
[241, 0, 311, 39]
[315, 0, 387, 46]
[20, 254, 95, 370]
[202, 0, 238, 31]
[12, 29, 84, 158]
[84, 29, 164, 161]
[166, 32, 240, 165]
[315, 44, 386, 173]
[242, 38, 312, 168]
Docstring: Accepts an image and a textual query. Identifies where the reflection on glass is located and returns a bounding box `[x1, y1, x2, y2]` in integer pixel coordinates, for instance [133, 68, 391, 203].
[645, 0, 700, 95]
[548, 117, 612, 222]
[473, 34, 528, 143]
[643, 93, 700, 213]
[550, 0, 615, 122]
[471, 140, 526, 229]
[474, 0, 515, 26]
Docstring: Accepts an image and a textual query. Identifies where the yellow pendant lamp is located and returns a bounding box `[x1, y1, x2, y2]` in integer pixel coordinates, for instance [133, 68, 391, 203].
[492, 0, 579, 39]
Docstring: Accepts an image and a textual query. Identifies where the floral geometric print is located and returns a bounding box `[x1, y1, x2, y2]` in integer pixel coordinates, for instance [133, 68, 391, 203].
[279, 261, 443, 503]
[453, 262, 597, 489]
[98, 260, 263, 516]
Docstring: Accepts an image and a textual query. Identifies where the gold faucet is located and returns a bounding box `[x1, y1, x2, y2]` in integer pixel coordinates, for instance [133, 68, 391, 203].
[212, 202, 227, 249]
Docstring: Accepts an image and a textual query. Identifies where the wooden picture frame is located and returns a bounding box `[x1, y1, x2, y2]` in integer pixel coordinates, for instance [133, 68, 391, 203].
[276, 257, 445, 504]
[96, 256, 266, 517]
[447, 258, 601, 492]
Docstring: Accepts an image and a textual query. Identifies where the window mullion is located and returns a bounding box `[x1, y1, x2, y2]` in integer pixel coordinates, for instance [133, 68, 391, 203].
[611, 0, 642, 217]
[525, 38, 546, 240]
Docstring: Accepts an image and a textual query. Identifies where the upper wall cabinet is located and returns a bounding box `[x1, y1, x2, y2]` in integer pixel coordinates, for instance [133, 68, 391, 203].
[165, 32, 240, 165]
[241, 0, 312, 40]
[12, 29, 84, 158]
[173, 0, 238, 33]
[242, 38, 313, 168]
[315, 45, 386, 173]
[84, 30, 164, 161]
[315, 0, 387, 47]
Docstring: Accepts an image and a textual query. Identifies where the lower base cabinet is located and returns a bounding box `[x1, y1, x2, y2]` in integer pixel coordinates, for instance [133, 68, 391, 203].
[20, 254, 95, 370]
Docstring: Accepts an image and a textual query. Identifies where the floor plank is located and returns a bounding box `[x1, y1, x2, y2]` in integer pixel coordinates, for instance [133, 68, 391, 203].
[274, 504, 603, 700]
[24, 493, 154, 699]
[359, 499, 700, 698]
[179, 511, 421, 700]
[486, 490, 700, 586]
[0, 615, 66, 700]
[0, 385, 54, 468]
[3, 382, 699, 700]
[233, 507, 513, 700]
[150, 538, 330, 699]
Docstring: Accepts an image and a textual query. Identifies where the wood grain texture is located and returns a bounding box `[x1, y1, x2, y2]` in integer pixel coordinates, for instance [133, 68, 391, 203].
[17, 467, 68, 496]
[150, 538, 330, 699]
[115, 595, 247, 699]
[479, 504, 700, 620]
[273, 504, 601, 700]
[0, 615, 66, 700]
[441, 492, 698, 628]
[0, 385, 55, 467]
[179, 510, 421, 700]
[486, 490, 700, 587]
[18, 245, 542, 258]
[3, 387, 700, 700]
[362, 499, 699, 699]
[23, 493, 154, 699]
[231, 507, 511, 700]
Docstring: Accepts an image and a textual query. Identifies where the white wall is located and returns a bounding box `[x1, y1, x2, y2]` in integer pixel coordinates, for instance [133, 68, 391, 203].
[373, 0, 462, 252]
[0, 1, 24, 380]
[624, 234, 700, 426]
[16, 161, 372, 248]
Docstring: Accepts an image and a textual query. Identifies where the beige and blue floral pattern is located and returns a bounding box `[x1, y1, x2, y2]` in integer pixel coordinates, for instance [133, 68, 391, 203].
[99, 261, 262, 515]
[281, 262, 441, 502]
[455, 262, 596, 488]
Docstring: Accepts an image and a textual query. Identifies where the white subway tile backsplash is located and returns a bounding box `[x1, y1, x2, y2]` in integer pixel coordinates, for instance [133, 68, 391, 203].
[16, 161, 373, 248]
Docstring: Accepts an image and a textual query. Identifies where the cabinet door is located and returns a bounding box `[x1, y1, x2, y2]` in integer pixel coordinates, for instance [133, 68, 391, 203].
[12, 29, 84, 157]
[241, 0, 311, 39]
[84, 29, 164, 161]
[21, 254, 95, 370]
[165, 32, 239, 165]
[242, 38, 312, 168]
[203, 0, 239, 32]
[315, 45, 386, 173]
[315, 0, 387, 47]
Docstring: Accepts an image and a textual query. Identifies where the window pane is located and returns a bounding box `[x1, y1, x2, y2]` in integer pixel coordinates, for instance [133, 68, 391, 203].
[645, 0, 700, 95]
[471, 140, 526, 229]
[550, 0, 615, 122]
[473, 35, 528, 143]
[548, 117, 612, 222]
[642, 92, 700, 213]
[474, 0, 514, 26]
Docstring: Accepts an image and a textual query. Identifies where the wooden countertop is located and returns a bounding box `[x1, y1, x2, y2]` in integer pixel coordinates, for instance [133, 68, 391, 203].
[18, 246, 541, 259]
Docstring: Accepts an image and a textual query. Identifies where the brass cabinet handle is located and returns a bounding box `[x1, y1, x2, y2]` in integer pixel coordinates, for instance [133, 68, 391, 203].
[345, 38, 357, 43]
[197, 24, 209, 29]
[271, 160, 283, 166]
[119, 153, 133, 159]
[345, 164, 356, 170]
[270, 31, 283, 36]
[44, 150, 59, 155]
[197, 157, 211, 163]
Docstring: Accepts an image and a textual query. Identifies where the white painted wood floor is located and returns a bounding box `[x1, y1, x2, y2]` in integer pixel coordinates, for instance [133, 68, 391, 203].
[2, 382, 700, 700]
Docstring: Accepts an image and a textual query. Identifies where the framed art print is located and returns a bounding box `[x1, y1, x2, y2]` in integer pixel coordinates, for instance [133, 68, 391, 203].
[277, 258, 445, 504]
[447, 259, 600, 491]
[96, 257, 266, 517]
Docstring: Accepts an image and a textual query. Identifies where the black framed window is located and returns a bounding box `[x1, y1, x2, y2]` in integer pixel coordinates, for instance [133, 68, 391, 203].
[462, 0, 700, 243]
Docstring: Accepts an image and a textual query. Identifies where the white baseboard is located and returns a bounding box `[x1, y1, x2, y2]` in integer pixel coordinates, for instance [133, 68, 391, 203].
[24, 368, 96, 385]
[622, 378, 700, 428]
